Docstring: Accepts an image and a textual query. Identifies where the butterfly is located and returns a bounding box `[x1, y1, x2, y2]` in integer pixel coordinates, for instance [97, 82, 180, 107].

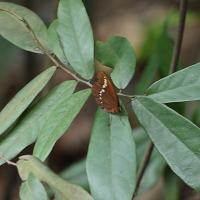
[92, 70, 122, 113]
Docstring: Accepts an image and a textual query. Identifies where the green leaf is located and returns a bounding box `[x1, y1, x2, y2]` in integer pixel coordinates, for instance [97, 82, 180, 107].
[57, 0, 94, 80]
[146, 63, 200, 103]
[95, 36, 136, 89]
[33, 88, 91, 161]
[17, 155, 93, 200]
[0, 66, 56, 136]
[156, 13, 182, 77]
[60, 158, 89, 192]
[167, 102, 185, 116]
[0, 2, 51, 53]
[133, 127, 166, 194]
[47, 19, 73, 70]
[20, 173, 50, 200]
[192, 105, 200, 126]
[132, 96, 200, 192]
[135, 53, 159, 95]
[0, 80, 77, 165]
[47, 158, 89, 197]
[164, 167, 180, 200]
[86, 104, 137, 200]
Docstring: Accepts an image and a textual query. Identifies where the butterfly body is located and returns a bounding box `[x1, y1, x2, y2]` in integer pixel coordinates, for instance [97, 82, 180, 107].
[92, 70, 122, 113]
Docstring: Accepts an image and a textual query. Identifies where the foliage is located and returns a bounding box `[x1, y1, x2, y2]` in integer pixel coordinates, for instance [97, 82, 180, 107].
[0, 0, 199, 200]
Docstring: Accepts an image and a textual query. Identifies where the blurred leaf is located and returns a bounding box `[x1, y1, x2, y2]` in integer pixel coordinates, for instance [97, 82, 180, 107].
[33, 88, 91, 161]
[0, 80, 77, 165]
[20, 173, 50, 200]
[0, 66, 56, 137]
[133, 127, 166, 194]
[86, 102, 136, 200]
[0, 2, 51, 53]
[47, 19, 73, 70]
[192, 104, 200, 126]
[136, 53, 159, 95]
[132, 96, 200, 193]
[57, 0, 94, 80]
[156, 12, 182, 77]
[60, 158, 89, 192]
[167, 102, 185, 116]
[47, 158, 89, 197]
[17, 155, 93, 200]
[164, 167, 180, 200]
[146, 63, 200, 103]
[95, 36, 136, 89]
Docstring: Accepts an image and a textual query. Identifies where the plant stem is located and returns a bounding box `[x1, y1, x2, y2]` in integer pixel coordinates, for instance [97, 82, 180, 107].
[132, 1, 188, 198]
[0, 156, 17, 166]
[0, 8, 93, 88]
[132, 141, 154, 198]
[169, 0, 188, 74]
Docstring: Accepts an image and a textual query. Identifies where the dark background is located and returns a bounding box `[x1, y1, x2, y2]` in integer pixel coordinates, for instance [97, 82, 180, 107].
[0, 0, 200, 199]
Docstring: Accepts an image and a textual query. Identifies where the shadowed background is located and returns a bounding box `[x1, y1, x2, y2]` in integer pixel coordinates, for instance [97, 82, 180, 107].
[0, 0, 200, 199]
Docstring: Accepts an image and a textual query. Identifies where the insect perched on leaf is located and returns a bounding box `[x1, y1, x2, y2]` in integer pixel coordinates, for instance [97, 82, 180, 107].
[92, 70, 122, 113]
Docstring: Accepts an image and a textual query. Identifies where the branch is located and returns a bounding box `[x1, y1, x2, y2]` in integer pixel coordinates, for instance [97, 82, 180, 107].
[0, 155, 17, 166]
[132, 141, 154, 198]
[169, 0, 188, 74]
[0, 8, 93, 88]
[132, 1, 188, 198]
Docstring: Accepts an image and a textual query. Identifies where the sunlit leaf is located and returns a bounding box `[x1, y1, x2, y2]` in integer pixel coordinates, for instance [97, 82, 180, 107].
[20, 173, 50, 200]
[17, 155, 93, 200]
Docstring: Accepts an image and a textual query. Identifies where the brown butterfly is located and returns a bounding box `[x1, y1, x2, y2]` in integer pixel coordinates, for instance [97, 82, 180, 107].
[92, 70, 122, 113]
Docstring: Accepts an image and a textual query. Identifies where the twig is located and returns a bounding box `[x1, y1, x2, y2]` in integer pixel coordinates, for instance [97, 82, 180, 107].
[132, 141, 154, 198]
[132, 1, 188, 198]
[169, 0, 188, 74]
[0, 8, 93, 88]
[0, 155, 17, 166]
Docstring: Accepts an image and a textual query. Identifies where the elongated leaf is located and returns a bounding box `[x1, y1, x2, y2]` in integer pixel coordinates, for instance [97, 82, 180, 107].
[60, 158, 89, 192]
[135, 53, 159, 95]
[86, 104, 137, 200]
[57, 0, 94, 80]
[20, 173, 50, 200]
[95, 36, 136, 89]
[132, 96, 200, 192]
[47, 158, 89, 197]
[156, 12, 182, 77]
[164, 167, 180, 200]
[0, 2, 51, 53]
[133, 127, 166, 194]
[17, 155, 93, 200]
[146, 63, 200, 103]
[0, 80, 77, 165]
[47, 19, 73, 70]
[0, 66, 56, 136]
[33, 89, 91, 161]
[192, 104, 200, 126]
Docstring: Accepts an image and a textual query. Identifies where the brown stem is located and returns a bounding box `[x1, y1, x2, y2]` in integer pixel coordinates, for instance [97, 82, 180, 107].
[0, 155, 17, 166]
[0, 8, 93, 88]
[132, 141, 154, 198]
[169, 0, 188, 74]
[132, 1, 188, 198]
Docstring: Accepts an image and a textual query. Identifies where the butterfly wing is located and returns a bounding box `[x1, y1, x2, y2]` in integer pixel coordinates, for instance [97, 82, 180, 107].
[92, 70, 121, 113]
